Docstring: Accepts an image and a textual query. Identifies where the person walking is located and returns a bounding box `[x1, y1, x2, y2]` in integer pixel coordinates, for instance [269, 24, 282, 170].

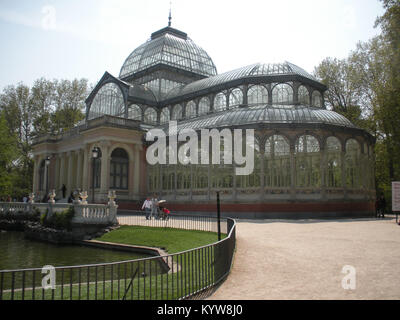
[150, 195, 158, 220]
[142, 197, 152, 220]
[61, 184, 67, 199]
[377, 193, 386, 218]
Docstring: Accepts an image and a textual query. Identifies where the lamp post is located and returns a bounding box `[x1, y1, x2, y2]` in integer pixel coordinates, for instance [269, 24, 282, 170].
[45, 156, 51, 202]
[91, 147, 99, 203]
[216, 191, 221, 241]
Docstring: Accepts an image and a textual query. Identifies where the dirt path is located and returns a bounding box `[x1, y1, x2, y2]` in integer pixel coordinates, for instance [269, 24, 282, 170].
[209, 218, 400, 300]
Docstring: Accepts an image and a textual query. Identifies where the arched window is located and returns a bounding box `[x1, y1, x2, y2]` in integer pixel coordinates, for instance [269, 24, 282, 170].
[160, 107, 170, 124]
[214, 92, 227, 112]
[236, 138, 261, 188]
[171, 104, 183, 120]
[298, 85, 310, 105]
[144, 107, 157, 124]
[89, 83, 125, 120]
[148, 164, 159, 192]
[128, 104, 142, 121]
[248, 85, 268, 106]
[198, 97, 210, 116]
[110, 148, 129, 189]
[345, 139, 361, 188]
[272, 83, 293, 104]
[229, 88, 243, 109]
[326, 137, 342, 188]
[185, 101, 197, 119]
[295, 135, 321, 187]
[265, 135, 291, 187]
[312, 91, 322, 108]
[177, 172, 184, 190]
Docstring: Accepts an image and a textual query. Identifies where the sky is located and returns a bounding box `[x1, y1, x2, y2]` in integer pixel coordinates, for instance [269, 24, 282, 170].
[0, 0, 385, 90]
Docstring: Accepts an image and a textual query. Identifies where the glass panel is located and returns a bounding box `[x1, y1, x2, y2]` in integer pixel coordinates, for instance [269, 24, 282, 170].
[160, 107, 170, 124]
[89, 83, 125, 120]
[298, 85, 310, 105]
[265, 135, 291, 187]
[345, 139, 361, 188]
[272, 83, 293, 104]
[214, 92, 227, 112]
[171, 104, 183, 120]
[185, 101, 196, 119]
[198, 97, 210, 116]
[295, 135, 321, 187]
[127, 104, 142, 121]
[248, 85, 268, 106]
[326, 137, 342, 187]
[144, 107, 158, 124]
[312, 91, 322, 108]
[229, 88, 243, 108]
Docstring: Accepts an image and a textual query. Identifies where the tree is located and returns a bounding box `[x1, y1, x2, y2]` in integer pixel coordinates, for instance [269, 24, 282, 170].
[313, 57, 370, 130]
[0, 77, 90, 198]
[0, 112, 18, 199]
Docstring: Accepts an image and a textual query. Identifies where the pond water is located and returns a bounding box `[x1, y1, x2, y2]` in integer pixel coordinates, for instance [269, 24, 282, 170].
[0, 231, 150, 271]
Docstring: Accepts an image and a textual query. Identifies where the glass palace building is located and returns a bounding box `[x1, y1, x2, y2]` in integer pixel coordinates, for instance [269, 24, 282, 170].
[32, 25, 376, 218]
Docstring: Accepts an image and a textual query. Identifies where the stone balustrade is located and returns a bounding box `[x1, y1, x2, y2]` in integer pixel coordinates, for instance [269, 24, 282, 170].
[0, 190, 118, 226]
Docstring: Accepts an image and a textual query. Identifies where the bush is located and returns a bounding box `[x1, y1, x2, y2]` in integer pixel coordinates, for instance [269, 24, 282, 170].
[41, 207, 75, 230]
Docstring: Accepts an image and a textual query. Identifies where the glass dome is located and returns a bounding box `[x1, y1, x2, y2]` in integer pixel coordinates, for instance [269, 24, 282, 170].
[119, 27, 217, 79]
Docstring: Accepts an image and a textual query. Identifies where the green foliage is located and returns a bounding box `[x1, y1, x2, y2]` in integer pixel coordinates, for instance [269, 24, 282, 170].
[314, 1, 400, 202]
[0, 209, 40, 223]
[0, 77, 89, 199]
[41, 207, 75, 231]
[0, 112, 19, 199]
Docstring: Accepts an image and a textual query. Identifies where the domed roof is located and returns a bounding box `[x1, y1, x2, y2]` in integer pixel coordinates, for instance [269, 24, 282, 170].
[119, 27, 217, 79]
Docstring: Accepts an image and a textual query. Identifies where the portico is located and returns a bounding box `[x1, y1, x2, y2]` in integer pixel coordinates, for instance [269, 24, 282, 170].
[32, 116, 146, 203]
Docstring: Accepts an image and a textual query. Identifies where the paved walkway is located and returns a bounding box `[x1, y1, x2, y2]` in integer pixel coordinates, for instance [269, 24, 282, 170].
[209, 217, 400, 300]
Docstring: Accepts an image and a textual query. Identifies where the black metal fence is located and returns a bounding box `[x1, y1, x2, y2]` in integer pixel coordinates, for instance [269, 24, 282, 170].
[0, 216, 236, 300]
[117, 211, 228, 234]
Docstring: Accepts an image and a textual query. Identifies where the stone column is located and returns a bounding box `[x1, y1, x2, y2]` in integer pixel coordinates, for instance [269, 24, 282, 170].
[128, 157, 135, 198]
[133, 145, 140, 196]
[76, 149, 83, 190]
[82, 145, 89, 191]
[100, 142, 110, 196]
[59, 153, 66, 193]
[54, 155, 60, 194]
[32, 155, 40, 194]
[67, 151, 73, 196]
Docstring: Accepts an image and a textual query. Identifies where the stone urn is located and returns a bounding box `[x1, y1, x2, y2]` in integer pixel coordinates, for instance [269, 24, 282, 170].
[48, 190, 56, 204]
[73, 190, 81, 204]
[28, 193, 35, 204]
[108, 190, 117, 205]
[80, 191, 88, 204]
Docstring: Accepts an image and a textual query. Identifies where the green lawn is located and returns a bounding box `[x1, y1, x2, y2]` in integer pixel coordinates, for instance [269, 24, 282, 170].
[96, 225, 224, 253]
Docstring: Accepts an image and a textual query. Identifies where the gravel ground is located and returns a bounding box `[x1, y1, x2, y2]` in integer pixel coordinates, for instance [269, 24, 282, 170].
[209, 217, 400, 300]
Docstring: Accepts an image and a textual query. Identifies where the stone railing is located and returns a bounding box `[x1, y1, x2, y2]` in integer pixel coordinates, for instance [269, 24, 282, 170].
[0, 190, 118, 225]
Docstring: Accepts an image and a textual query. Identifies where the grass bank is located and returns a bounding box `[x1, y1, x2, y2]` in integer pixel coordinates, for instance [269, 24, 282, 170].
[96, 225, 225, 253]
